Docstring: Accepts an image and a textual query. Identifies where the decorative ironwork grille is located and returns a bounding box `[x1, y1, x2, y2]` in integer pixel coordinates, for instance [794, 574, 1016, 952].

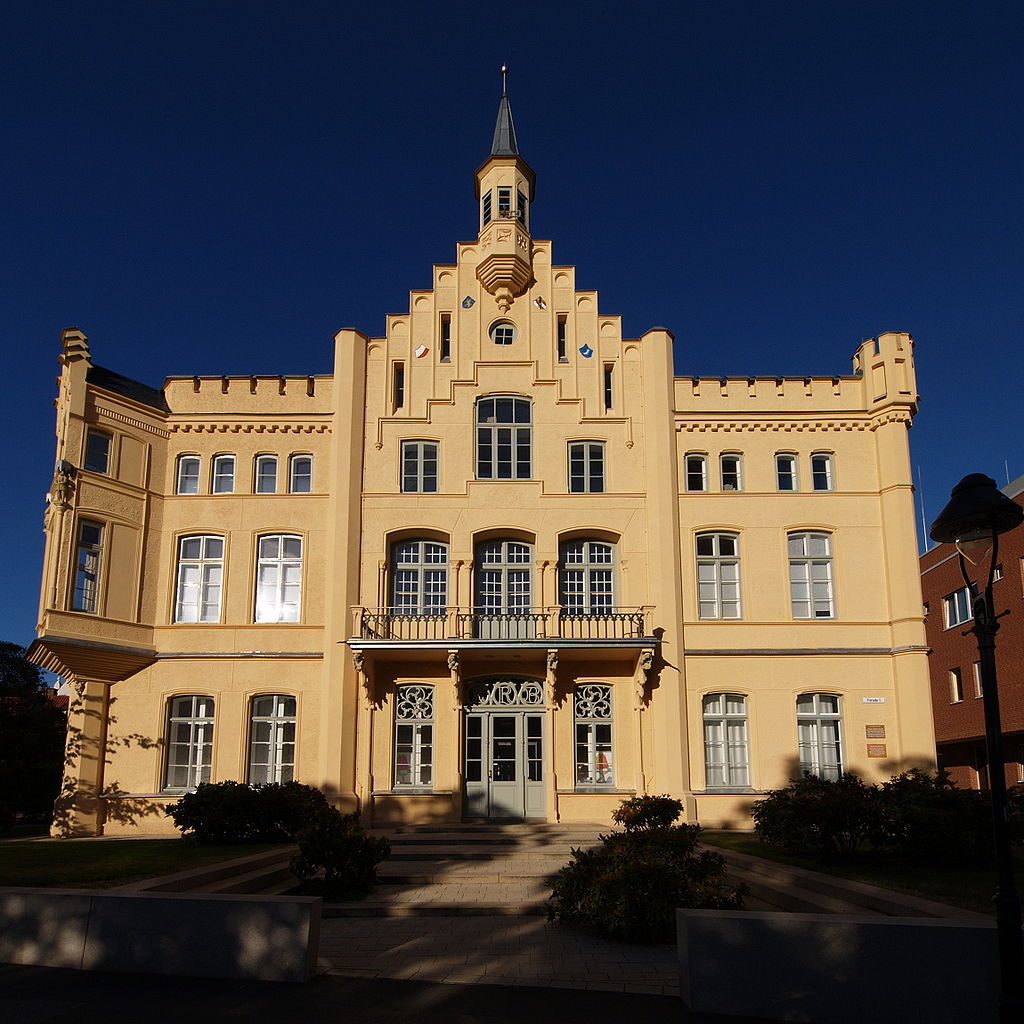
[465, 678, 544, 709]
[396, 684, 434, 721]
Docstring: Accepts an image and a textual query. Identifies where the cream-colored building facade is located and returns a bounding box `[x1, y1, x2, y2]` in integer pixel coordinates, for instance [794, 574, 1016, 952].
[31, 89, 935, 837]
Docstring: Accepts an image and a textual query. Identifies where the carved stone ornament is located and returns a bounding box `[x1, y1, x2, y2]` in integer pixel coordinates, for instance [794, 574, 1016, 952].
[447, 651, 460, 673]
[352, 651, 365, 674]
[634, 649, 655, 710]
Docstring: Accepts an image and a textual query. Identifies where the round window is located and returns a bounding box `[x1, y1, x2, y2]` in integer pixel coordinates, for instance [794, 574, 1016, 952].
[489, 321, 517, 346]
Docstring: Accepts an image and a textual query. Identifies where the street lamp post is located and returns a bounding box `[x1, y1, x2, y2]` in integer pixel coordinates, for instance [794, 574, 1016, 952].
[930, 473, 1024, 1023]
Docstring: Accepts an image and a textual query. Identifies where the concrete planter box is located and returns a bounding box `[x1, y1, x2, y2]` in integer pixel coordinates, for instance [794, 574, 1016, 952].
[0, 888, 321, 983]
[678, 909, 1000, 1023]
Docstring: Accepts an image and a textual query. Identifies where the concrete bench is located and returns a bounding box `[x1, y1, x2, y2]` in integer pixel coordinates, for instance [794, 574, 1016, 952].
[0, 888, 321, 983]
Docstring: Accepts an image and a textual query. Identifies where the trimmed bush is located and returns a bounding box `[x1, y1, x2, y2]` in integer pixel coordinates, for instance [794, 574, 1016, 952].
[290, 808, 391, 900]
[548, 798, 745, 943]
[167, 781, 330, 844]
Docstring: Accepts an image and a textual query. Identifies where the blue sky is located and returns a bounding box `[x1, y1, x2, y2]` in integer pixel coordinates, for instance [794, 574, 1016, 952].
[3, 1, 1023, 650]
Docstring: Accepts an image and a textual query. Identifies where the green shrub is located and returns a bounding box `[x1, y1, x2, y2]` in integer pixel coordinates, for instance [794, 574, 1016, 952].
[548, 805, 745, 943]
[167, 781, 330, 844]
[751, 773, 875, 859]
[290, 808, 391, 900]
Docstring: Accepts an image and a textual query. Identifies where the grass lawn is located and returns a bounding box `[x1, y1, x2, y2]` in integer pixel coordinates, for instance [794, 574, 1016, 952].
[0, 839, 284, 889]
[701, 830, 1024, 915]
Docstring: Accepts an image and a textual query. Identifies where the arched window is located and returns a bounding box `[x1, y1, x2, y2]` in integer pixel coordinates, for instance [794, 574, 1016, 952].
[212, 454, 236, 494]
[720, 453, 743, 491]
[685, 453, 707, 492]
[249, 695, 296, 784]
[289, 454, 313, 493]
[255, 534, 303, 622]
[811, 452, 835, 491]
[776, 453, 797, 491]
[560, 539, 614, 615]
[703, 693, 749, 787]
[165, 695, 214, 791]
[176, 455, 201, 494]
[391, 539, 448, 615]
[476, 397, 531, 479]
[796, 693, 843, 780]
[475, 538, 534, 638]
[395, 684, 433, 788]
[696, 533, 741, 620]
[174, 535, 224, 623]
[788, 531, 834, 619]
[255, 454, 278, 494]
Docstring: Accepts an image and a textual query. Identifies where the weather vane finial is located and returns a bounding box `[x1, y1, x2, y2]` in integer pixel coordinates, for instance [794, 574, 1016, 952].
[501, 64, 508, 96]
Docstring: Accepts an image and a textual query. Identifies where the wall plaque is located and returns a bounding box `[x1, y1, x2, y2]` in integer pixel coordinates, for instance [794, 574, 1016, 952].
[865, 725, 886, 739]
[867, 744, 887, 758]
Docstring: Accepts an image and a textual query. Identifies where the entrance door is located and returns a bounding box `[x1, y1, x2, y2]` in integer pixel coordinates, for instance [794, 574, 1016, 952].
[464, 711, 544, 818]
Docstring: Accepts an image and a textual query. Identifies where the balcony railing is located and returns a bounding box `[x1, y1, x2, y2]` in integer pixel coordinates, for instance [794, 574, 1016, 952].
[355, 607, 649, 642]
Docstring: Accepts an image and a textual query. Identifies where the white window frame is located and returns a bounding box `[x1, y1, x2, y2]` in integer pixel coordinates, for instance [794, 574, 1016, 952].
[176, 455, 201, 494]
[254, 454, 278, 494]
[776, 453, 798, 491]
[84, 429, 111, 474]
[703, 693, 750, 788]
[249, 694, 296, 784]
[788, 531, 835, 619]
[71, 519, 104, 613]
[720, 453, 743, 492]
[289, 454, 313, 493]
[568, 441, 605, 494]
[174, 535, 224, 623]
[811, 452, 834, 491]
[973, 661, 983, 698]
[476, 396, 531, 480]
[394, 684, 434, 788]
[391, 540, 448, 615]
[950, 667, 964, 703]
[212, 454, 235, 494]
[685, 453, 708, 492]
[165, 695, 214, 791]
[943, 586, 973, 628]
[255, 534, 303, 622]
[560, 540, 614, 616]
[401, 440, 439, 493]
[696, 532, 741, 619]
[490, 321, 517, 346]
[574, 684, 613, 787]
[796, 692, 843, 781]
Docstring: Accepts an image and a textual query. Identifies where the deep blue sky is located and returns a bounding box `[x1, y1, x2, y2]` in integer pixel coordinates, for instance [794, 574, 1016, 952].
[3, 1, 1022, 650]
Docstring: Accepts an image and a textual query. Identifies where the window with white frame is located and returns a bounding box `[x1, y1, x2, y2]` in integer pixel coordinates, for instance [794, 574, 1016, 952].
[165, 695, 214, 790]
[949, 667, 964, 703]
[811, 452, 834, 491]
[212, 454, 235, 494]
[796, 692, 843, 780]
[490, 321, 517, 346]
[720, 453, 743, 491]
[254, 454, 277, 493]
[401, 441, 439, 493]
[249, 694, 296, 784]
[476, 396, 531, 479]
[391, 540, 448, 615]
[72, 520, 104, 613]
[568, 441, 605, 493]
[174, 535, 224, 623]
[703, 693, 750, 787]
[289, 454, 313, 493]
[255, 534, 302, 622]
[176, 455, 200, 494]
[574, 684, 613, 786]
[776, 453, 797, 491]
[973, 661, 983, 698]
[696, 532, 741, 619]
[394, 684, 433, 787]
[560, 540, 614, 615]
[788, 531, 835, 619]
[943, 586, 974, 628]
[685, 453, 708, 492]
[84, 429, 111, 473]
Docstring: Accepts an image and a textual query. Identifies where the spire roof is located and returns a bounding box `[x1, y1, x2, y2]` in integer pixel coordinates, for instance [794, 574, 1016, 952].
[490, 64, 519, 157]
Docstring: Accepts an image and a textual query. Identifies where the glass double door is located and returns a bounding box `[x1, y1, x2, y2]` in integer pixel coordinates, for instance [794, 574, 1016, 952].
[464, 712, 545, 819]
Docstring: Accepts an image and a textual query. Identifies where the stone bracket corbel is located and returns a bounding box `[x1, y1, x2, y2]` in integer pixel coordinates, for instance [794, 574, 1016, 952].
[634, 648, 654, 710]
[545, 649, 559, 707]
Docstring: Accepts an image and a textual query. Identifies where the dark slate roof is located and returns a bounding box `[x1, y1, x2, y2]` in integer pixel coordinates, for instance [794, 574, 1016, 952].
[490, 90, 519, 157]
[87, 364, 169, 412]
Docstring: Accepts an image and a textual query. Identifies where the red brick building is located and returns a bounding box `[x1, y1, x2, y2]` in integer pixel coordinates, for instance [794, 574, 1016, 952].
[920, 476, 1024, 789]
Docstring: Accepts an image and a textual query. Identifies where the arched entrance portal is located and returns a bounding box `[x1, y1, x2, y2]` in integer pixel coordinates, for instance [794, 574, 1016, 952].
[464, 678, 545, 819]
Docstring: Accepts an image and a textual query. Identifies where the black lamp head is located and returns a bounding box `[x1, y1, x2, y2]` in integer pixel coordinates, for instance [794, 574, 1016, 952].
[930, 473, 1024, 545]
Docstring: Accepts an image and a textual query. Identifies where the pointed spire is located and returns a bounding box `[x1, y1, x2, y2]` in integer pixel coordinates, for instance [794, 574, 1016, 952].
[490, 64, 519, 157]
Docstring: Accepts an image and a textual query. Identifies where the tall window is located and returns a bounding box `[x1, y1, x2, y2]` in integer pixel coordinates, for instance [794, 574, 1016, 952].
[395, 684, 433, 787]
[696, 533, 741, 619]
[574, 684, 613, 786]
[440, 313, 451, 362]
[84, 430, 111, 473]
[516, 188, 528, 226]
[776, 453, 797, 491]
[811, 452, 834, 491]
[685, 454, 707, 492]
[557, 315, 568, 362]
[249, 695, 296, 784]
[720, 453, 743, 491]
[255, 534, 302, 622]
[401, 441, 439, 493]
[254, 454, 278, 494]
[560, 540, 614, 615]
[392, 363, 405, 411]
[788, 531, 834, 619]
[482, 189, 492, 225]
[165, 695, 214, 791]
[796, 693, 843, 780]
[476, 397, 531, 479]
[703, 693, 750, 787]
[475, 538, 532, 623]
[72, 520, 104, 613]
[973, 661, 983, 698]
[497, 186, 512, 218]
[212, 454, 235, 494]
[603, 364, 614, 410]
[943, 586, 974, 628]
[568, 441, 605, 493]
[949, 668, 964, 703]
[174, 535, 224, 623]
[391, 540, 448, 614]
[176, 455, 200, 494]
[289, 454, 313, 493]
